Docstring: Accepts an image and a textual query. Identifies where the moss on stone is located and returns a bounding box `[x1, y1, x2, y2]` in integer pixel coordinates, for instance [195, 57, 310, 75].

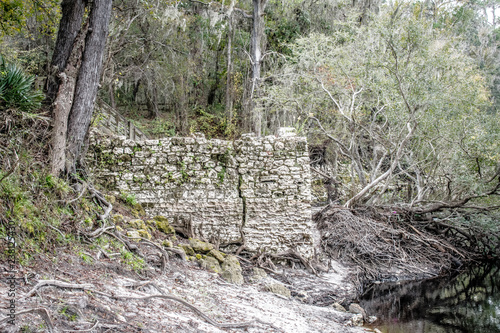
[266, 283, 291, 298]
[179, 243, 195, 255]
[131, 203, 145, 217]
[189, 238, 213, 253]
[127, 219, 146, 230]
[154, 216, 175, 234]
[137, 229, 151, 240]
[207, 249, 225, 263]
[162, 240, 173, 248]
[200, 256, 221, 273]
[221, 255, 243, 285]
[126, 230, 141, 241]
[112, 214, 125, 224]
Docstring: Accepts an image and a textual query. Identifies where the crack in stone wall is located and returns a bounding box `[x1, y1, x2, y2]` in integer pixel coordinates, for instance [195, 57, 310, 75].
[89, 129, 318, 257]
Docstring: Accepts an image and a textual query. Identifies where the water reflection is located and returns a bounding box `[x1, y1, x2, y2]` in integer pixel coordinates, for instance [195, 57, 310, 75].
[360, 263, 500, 333]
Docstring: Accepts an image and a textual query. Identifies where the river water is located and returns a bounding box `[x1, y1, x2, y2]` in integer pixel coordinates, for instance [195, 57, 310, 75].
[360, 263, 500, 333]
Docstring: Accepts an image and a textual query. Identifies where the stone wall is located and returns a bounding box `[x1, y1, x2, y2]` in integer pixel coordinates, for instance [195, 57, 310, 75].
[89, 130, 317, 257]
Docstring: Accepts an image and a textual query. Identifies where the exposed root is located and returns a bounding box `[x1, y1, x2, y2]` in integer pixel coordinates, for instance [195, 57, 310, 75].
[62, 320, 99, 332]
[0, 308, 55, 333]
[315, 205, 463, 282]
[22, 279, 280, 331]
[24, 280, 94, 298]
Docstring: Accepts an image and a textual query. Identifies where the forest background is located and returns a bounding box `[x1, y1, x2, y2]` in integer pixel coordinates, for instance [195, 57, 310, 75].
[0, 0, 499, 255]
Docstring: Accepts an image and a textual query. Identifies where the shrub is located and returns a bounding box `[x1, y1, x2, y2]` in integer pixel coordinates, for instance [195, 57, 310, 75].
[0, 55, 44, 111]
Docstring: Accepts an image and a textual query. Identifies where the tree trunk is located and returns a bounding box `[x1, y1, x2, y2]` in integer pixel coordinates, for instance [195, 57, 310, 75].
[50, 23, 88, 176]
[248, 0, 267, 136]
[65, 0, 113, 175]
[46, 0, 86, 104]
[225, 0, 236, 122]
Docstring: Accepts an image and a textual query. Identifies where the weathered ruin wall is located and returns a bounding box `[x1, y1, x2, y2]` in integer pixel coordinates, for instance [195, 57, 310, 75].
[89, 131, 317, 257]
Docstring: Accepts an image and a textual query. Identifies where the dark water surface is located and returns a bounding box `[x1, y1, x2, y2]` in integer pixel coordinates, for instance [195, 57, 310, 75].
[360, 263, 500, 333]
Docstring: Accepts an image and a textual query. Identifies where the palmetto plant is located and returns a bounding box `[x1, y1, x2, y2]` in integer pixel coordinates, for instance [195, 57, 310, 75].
[0, 55, 44, 111]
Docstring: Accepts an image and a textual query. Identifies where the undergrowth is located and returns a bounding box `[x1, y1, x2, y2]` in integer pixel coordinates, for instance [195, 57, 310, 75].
[0, 106, 146, 272]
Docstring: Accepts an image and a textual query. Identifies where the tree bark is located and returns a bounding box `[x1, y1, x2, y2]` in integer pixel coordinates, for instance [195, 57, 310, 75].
[66, 0, 113, 174]
[225, 0, 236, 122]
[46, 0, 86, 104]
[248, 0, 267, 136]
[50, 23, 88, 176]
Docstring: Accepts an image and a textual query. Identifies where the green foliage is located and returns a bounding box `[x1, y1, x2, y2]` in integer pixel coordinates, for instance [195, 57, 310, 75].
[0, 0, 60, 38]
[262, 3, 498, 207]
[120, 191, 137, 206]
[0, 55, 43, 111]
[121, 249, 145, 271]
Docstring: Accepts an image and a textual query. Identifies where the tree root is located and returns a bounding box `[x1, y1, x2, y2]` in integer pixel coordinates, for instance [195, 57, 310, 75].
[91, 289, 280, 330]
[24, 280, 95, 298]
[21, 278, 280, 332]
[0, 307, 55, 333]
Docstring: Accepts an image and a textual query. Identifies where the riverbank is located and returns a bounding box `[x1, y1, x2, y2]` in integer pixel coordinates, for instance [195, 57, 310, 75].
[0, 245, 372, 333]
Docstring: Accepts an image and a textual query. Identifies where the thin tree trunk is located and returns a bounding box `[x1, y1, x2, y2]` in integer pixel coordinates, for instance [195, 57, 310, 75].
[344, 122, 415, 208]
[225, 0, 236, 122]
[66, 0, 113, 174]
[47, 0, 86, 104]
[248, 0, 267, 136]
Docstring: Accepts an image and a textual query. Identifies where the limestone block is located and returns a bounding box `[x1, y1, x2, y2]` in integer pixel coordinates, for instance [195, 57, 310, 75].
[266, 283, 291, 298]
[221, 255, 243, 285]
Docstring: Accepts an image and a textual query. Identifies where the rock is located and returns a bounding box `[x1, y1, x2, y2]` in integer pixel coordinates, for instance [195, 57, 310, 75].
[112, 214, 125, 224]
[348, 303, 367, 320]
[220, 255, 243, 284]
[154, 216, 175, 234]
[132, 203, 145, 217]
[249, 267, 267, 282]
[105, 194, 116, 204]
[162, 240, 173, 248]
[137, 229, 151, 240]
[189, 238, 214, 253]
[200, 256, 221, 273]
[207, 249, 225, 263]
[331, 302, 347, 312]
[373, 328, 382, 333]
[266, 283, 291, 298]
[128, 219, 146, 230]
[348, 313, 364, 326]
[178, 244, 195, 256]
[367, 316, 378, 324]
[293, 290, 308, 302]
[126, 230, 141, 241]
